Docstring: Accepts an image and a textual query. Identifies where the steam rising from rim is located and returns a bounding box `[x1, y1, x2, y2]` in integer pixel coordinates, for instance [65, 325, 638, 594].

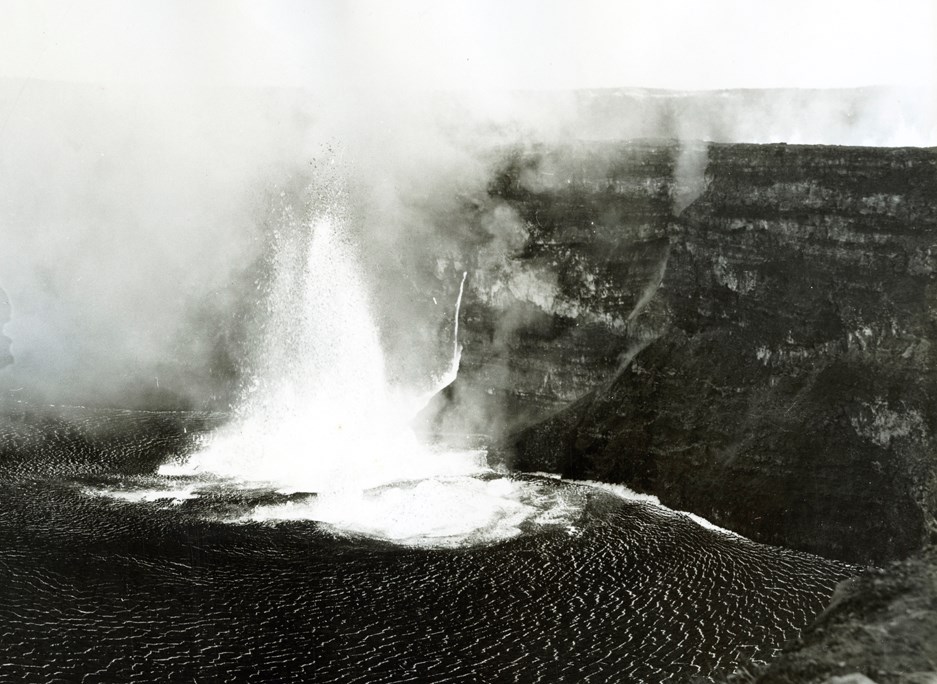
[160, 191, 478, 493]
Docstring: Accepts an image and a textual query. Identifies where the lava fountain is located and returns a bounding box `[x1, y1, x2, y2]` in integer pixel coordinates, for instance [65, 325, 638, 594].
[163, 189, 476, 491]
[156, 185, 576, 546]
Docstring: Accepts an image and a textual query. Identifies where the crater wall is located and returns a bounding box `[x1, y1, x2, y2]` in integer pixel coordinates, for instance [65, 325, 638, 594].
[438, 141, 937, 565]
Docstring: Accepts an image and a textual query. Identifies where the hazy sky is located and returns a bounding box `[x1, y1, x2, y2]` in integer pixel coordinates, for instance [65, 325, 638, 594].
[1, 0, 935, 408]
[1, 0, 934, 91]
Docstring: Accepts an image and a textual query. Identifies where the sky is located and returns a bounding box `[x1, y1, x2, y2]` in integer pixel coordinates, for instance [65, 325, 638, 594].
[0, 0, 934, 91]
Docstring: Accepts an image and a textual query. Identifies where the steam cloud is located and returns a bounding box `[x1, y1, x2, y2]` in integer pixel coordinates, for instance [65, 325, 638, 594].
[1, 2, 935, 413]
[0, 284, 11, 369]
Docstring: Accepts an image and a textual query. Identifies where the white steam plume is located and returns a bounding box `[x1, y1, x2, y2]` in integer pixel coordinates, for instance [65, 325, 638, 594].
[1, 2, 934, 413]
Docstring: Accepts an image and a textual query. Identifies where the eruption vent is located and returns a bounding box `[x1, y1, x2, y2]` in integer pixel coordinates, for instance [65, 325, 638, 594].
[152, 188, 577, 548]
[162, 194, 478, 492]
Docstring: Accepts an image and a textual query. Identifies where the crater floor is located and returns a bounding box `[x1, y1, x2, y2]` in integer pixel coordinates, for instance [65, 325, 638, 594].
[0, 405, 856, 682]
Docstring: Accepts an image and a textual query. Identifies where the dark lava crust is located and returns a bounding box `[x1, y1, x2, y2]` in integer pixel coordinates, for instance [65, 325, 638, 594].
[0, 403, 855, 683]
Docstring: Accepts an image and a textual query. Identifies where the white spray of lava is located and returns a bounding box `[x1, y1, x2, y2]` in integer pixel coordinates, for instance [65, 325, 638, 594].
[453, 271, 467, 359]
[410, 269, 467, 413]
[153, 190, 581, 546]
[162, 197, 478, 493]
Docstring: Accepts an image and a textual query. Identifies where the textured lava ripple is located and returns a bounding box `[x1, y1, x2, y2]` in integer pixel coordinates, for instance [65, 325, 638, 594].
[0, 406, 857, 683]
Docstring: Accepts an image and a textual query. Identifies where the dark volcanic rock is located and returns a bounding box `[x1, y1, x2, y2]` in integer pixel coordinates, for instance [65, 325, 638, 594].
[754, 545, 937, 684]
[424, 143, 677, 435]
[441, 141, 937, 565]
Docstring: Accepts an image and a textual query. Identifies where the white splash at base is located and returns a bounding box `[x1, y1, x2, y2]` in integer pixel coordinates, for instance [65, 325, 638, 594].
[242, 475, 578, 547]
[82, 470, 583, 548]
[83, 484, 200, 505]
[159, 203, 470, 495]
[560, 478, 742, 538]
[147, 191, 571, 547]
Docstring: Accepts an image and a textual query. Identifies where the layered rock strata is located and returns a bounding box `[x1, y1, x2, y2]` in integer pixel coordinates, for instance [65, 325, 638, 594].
[438, 141, 937, 565]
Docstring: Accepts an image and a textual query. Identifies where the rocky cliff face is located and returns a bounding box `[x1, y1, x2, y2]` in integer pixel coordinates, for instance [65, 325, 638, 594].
[425, 143, 677, 435]
[433, 141, 937, 565]
[754, 544, 937, 684]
